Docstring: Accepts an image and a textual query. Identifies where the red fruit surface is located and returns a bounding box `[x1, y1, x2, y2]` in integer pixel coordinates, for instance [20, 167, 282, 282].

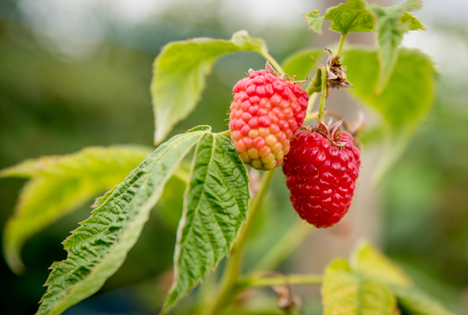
[282, 128, 361, 228]
[229, 68, 309, 170]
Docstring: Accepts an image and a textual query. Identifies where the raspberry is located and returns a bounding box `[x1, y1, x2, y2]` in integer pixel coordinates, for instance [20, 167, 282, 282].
[228, 63, 309, 170]
[282, 120, 361, 228]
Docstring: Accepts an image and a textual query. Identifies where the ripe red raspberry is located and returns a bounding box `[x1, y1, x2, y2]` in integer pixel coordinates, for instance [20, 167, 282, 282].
[228, 63, 309, 170]
[282, 120, 361, 228]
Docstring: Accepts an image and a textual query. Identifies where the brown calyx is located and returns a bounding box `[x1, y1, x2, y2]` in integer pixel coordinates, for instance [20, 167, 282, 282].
[325, 48, 351, 89]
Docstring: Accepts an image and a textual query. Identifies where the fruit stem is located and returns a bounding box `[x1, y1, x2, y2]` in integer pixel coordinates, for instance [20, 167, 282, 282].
[203, 169, 276, 315]
[238, 273, 323, 288]
[318, 66, 328, 122]
[261, 51, 286, 75]
[337, 33, 346, 56]
[248, 221, 314, 273]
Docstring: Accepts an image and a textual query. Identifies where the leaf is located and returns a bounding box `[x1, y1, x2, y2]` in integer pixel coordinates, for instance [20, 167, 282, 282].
[36, 126, 211, 315]
[326, 0, 374, 34]
[1, 157, 56, 178]
[393, 286, 456, 315]
[370, 0, 423, 94]
[341, 47, 436, 180]
[350, 240, 412, 287]
[281, 48, 326, 81]
[322, 259, 399, 315]
[303, 0, 426, 36]
[163, 133, 249, 313]
[349, 241, 456, 315]
[401, 12, 426, 31]
[304, 0, 373, 36]
[303, 1, 426, 94]
[303, 11, 325, 35]
[1, 145, 152, 274]
[151, 30, 266, 145]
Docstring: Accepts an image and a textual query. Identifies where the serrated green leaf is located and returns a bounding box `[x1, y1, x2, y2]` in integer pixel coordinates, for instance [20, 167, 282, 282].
[401, 12, 426, 31]
[303, 11, 325, 35]
[348, 241, 456, 315]
[151, 30, 266, 145]
[36, 126, 211, 315]
[302, 0, 427, 97]
[163, 133, 249, 313]
[370, 0, 423, 94]
[393, 286, 456, 315]
[341, 47, 436, 180]
[350, 240, 412, 287]
[326, 0, 374, 34]
[1, 146, 152, 274]
[1, 157, 56, 178]
[322, 259, 399, 315]
[282, 48, 326, 81]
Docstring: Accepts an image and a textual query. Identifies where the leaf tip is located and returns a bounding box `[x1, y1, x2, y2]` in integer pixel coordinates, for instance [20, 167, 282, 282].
[4, 244, 26, 275]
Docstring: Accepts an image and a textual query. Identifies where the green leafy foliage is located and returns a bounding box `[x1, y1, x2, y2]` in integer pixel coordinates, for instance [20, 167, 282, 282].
[282, 48, 326, 80]
[401, 12, 426, 31]
[341, 47, 436, 180]
[350, 241, 456, 315]
[304, 0, 425, 93]
[324, 0, 374, 34]
[322, 259, 399, 315]
[393, 286, 457, 315]
[163, 133, 249, 313]
[351, 241, 412, 287]
[1, 146, 152, 274]
[369, 0, 423, 94]
[303, 11, 325, 35]
[36, 126, 211, 315]
[151, 30, 266, 145]
[305, 0, 425, 36]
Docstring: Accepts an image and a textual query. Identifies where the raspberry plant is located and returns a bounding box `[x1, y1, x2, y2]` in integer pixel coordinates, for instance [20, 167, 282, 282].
[1, 1, 454, 314]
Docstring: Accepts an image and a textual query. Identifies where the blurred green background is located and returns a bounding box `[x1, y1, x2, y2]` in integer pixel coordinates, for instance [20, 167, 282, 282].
[0, 0, 467, 314]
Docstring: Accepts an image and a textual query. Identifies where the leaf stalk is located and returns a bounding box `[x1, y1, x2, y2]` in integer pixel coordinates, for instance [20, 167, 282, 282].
[238, 273, 323, 288]
[337, 33, 347, 56]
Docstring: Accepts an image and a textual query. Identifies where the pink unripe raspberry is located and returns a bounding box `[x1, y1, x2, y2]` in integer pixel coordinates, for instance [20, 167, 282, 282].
[282, 120, 361, 228]
[229, 63, 309, 170]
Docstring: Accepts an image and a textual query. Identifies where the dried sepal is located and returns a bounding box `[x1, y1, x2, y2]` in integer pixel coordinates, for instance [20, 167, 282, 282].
[325, 48, 351, 89]
[265, 60, 279, 76]
[264, 61, 308, 87]
[315, 119, 347, 149]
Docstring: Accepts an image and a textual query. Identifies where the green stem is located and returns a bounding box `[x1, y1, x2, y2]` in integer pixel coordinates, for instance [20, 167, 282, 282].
[318, 66, 328, 122]
[238, 273, 323, 288]
[261, 50, 286, 75]
[337, 33, 347, 56]
[203, 169, 277, 315]
[249, 221, 314, 273]
[306, 68, 322, 96]
[218, 130, 230, 137]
